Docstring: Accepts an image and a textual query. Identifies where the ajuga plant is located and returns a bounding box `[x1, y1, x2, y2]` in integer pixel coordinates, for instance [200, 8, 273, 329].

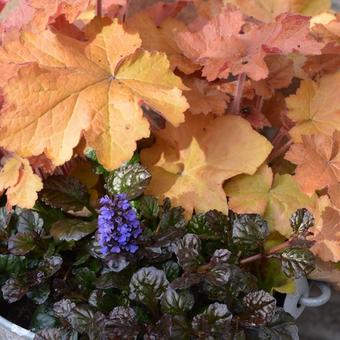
[0, 0, 339, 337]
[0, 159, 316, 339]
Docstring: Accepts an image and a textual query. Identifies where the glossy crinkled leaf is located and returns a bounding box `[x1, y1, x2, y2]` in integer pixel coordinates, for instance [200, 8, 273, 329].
[16, 208, 43, 233]
[174, 233, 203, 272]
[129, 267, 169, 308]
[53, 299, 76, 319]
[231, 214, 269, 256]
[240, 290, 276, 327]
[105, 163, 151, 199]
[50, 219, 97, 241]
[141, 114, 272, 216]
[66, 305, 106, 336]
[246, 308, 299, 340]
[225, 165, 315, 236]
[0, 154, 42, 208]
[105, 306, 140, 339]
[40, 176, 90, 213]
[8, 231, 36, 255]
[289, 208, 314, 235]
[192, 303, 233, 337]
[286, 72, 340, 143]
[161, 288, 194, 315]
[1, 277, 28, 303]
[275, 247, 315, 278]
[0, 19, 188, 170]
[27, 283, 50, 305]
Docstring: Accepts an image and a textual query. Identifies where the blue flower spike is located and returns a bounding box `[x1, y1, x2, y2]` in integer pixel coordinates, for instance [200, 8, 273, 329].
[98, 194, 142, 255]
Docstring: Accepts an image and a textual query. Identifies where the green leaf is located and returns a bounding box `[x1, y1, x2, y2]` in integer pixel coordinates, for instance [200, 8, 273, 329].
[1, 277, 28, 303]
[27, 283, 50, 304]
[258, 258, 296, 295]
[0, 254, 27, 277]
[50, 219, 97, 242]
[162, 261, 180, 282]
[175, 233, 203, 272]
[0, 206, 11, 229]
[8, 232, 36, 255]
[15, 208, 43, 233]
[105, 307, 140, 339]
[187, 210, 229, 239]
[30, 305, 58, 331]
[274, 248, 315, 278]
[290, 208, 314, 235]
[161, 288, 194, 315]
[129, 267, 169, 310]
[105, 163, 151, 199]
[139, 195, 159, 223]
[240, 290, 276, 327]
[40, 176, 90, 213]
[159, 199, 186, 230]
[192, 303, 233, 338]
[231, 214, 269, 256]
[72, 267, 96, 292]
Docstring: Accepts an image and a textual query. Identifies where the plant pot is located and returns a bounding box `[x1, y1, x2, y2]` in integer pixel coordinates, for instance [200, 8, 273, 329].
[0, 315, 34, 340]
[0, 278, 331, 340]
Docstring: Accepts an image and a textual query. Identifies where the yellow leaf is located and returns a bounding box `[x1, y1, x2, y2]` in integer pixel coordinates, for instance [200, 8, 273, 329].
[224, 164, 273, 215]
[141, 114, 272, 216]
[0, 19, 188, 170]
[225, 165, 315, 236]
[0, 155, 42, 208]
[286, 71, 340, 142]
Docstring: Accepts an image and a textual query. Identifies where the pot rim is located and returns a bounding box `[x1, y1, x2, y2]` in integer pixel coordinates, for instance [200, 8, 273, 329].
[0, 315, 35, 339]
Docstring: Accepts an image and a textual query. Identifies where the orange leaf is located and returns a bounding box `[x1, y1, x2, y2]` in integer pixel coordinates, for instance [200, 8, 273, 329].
[0, 154, 42, 208]
[0, 19, 188, 170]
[126, 12, 199, 74]
[141, 114, 272, 216]
[184, 76, 230, 115]
[251, 55, 294, 98]
[285, 132, 340, 195]
[177, 9, 323, 81]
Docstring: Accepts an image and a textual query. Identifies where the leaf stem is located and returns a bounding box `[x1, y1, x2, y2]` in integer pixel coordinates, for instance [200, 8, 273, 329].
[96, 0, 102, 17]
[231, 73, 246, 114]
[240, 239, 291, 265]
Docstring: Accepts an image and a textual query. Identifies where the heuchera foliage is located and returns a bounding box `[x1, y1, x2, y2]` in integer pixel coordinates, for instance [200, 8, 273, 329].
[0, 0, 339, 328]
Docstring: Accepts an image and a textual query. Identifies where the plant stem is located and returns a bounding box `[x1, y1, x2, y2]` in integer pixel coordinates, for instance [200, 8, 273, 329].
[268, 139, 293, 163]
[240, 239, 291, 265]
[231, 73, 246, 114]
[96, 0, 102, 17]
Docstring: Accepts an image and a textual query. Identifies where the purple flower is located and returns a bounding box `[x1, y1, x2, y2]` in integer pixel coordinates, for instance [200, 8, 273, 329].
[98, 194, 142, 255]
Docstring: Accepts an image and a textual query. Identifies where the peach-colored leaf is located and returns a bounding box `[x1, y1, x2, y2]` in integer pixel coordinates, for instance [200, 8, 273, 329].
[184, 77, 229, 115]
[141, 114, 272, 216]
[312, 207, 340, 262]
[285, 132, 340, 195]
